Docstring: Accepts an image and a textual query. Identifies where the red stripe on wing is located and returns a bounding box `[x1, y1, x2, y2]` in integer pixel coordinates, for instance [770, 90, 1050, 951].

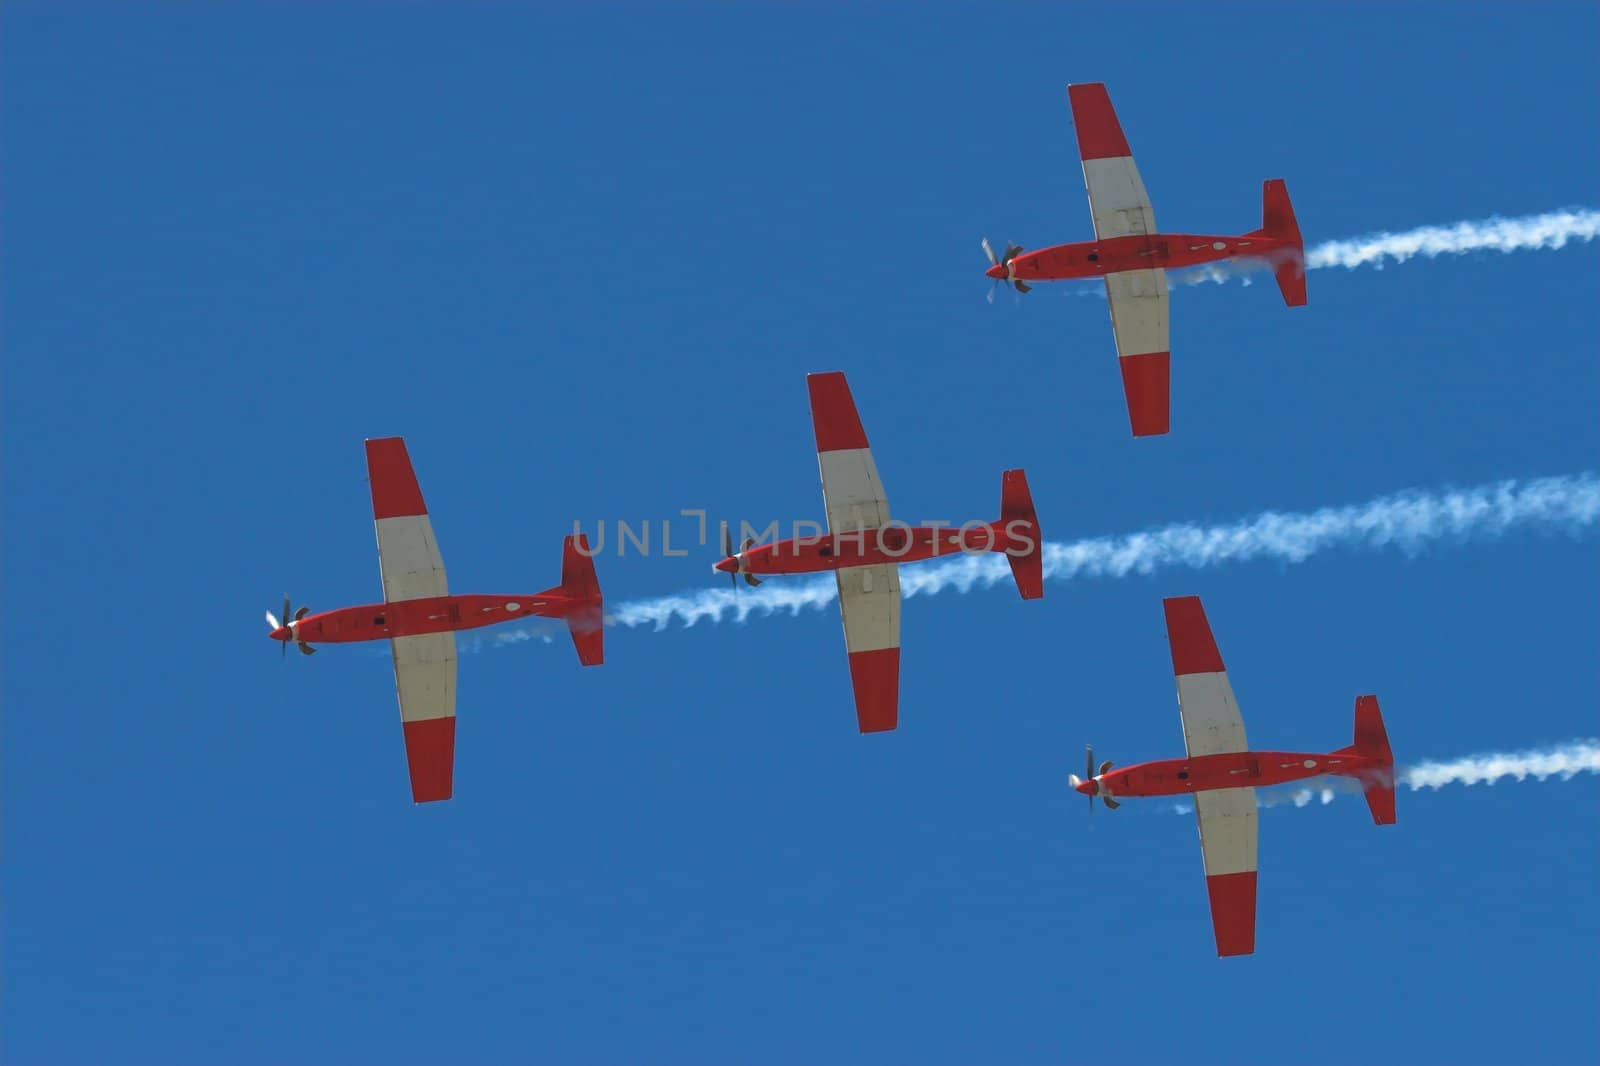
[1164, 595, 1226, 675]
[1119, 352, 1170, 437]
[1206, 871, 1257, 957]
[403, 716, 455, 803]
[366, 437, 428, 519]
[807, 372, 871, 453]
[1068, 83, 1133, 161]
[848, 647, 899, 733]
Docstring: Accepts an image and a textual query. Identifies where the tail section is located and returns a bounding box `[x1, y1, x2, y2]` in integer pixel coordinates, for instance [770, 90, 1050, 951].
[560, 535, 604, 667]
[999, 469, 1043, 600]
[1257, 178, 1307, 307]
[1340, 694, 1395, 825]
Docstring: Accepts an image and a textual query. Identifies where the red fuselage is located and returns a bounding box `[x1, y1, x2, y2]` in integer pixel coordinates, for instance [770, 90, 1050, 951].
[270, 591, 589, 646]
[714, 520, 1035, 577]
[985, 232, 1297, 284]
[1077, 748, 1392, 800]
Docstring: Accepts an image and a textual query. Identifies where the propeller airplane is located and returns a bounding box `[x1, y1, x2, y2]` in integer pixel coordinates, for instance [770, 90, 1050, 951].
[984, 82, 1308, 437]
[265, 437, 605, 803]
[714, 372, 1044, 734]
[1070, 596, 1396, 956]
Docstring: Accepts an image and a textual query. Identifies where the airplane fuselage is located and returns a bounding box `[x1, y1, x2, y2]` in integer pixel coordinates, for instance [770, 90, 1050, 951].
[1084, 748, 1392, 799]
[989, 232, 1298, 283]
[272, 591, 588, 646]
[716, 520, 1036, 577]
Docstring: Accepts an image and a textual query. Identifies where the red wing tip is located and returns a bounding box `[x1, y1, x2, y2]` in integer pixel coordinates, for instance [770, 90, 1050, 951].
[1163, 596, 1225, 675]
[366, 437, 429, 519]
[848, 647, 899, 733]
[403, 716, 455, 803]
[808, 371, 871, 453]
[1067, 82, 1132, 160]
[1119, 352, 1170, 437]
[1206, 871, 1257, 957]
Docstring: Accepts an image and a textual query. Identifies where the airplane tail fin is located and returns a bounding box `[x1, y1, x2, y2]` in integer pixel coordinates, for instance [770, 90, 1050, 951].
[1338, 694, 1396, 825]
[1257, 178, 1307, 308]
[999, 469, 1043, 600]
[559, 535, 604, 666]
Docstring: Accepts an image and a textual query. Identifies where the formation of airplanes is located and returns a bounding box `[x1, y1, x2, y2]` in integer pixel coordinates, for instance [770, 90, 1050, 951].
[264, 84, 1388, 957]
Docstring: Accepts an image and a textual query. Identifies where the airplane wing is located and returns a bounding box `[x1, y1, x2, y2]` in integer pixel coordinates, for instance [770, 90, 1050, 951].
[367, 437, 457, 803]
[1164, 595, 1257, 956]
[1068, 82, 1171, 438]
[808, 372, 899, 733]
[1068, 82, 1157, 241]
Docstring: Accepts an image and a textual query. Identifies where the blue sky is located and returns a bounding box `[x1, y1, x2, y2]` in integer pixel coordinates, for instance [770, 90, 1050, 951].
[3, 5, 1597, 1064]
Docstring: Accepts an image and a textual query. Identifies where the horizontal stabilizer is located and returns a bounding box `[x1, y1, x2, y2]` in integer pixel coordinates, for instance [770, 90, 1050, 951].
[1353, 694, 1395, 825]
[1000, 469, 1044, 600]
[561, 535, 604, 667]
[1259, 179, 1307, 308]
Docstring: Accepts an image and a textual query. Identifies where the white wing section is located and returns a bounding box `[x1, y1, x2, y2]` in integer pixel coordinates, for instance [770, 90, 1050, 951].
[1082, 155, 1158, 240]
[1103, 268, 1170, 360]
[818, 449, 890, 534]
[1193, 787, 1258, 877]
[1176, 671, 1249, 758]
[392, 633, 457, 723]
[375, 515, 448, 603]
[836, 564, 900, 656]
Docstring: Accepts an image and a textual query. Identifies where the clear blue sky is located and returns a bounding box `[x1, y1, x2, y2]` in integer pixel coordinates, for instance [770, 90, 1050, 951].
[4, 5, 1597, 1064]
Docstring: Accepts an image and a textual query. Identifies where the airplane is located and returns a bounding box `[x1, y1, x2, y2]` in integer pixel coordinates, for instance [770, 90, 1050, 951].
[714, 372, 1044, 733]
[1069, 595, 1395, 957]
[265, 437, 604, 803]
[983, 82, 1307, 438]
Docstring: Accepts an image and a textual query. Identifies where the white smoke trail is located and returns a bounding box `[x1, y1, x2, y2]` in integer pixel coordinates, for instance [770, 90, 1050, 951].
[488, 471, 1596, 642]
[1169, 739, 1600, 814]
[1168, 206, 1600, 289]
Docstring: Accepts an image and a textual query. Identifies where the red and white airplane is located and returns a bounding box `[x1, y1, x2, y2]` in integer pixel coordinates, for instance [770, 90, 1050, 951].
[265, 437, 604, 803]
[715, 372, 1044, 733]
[984, 82, 1308, 437]
[1070, 596, 1395, 956]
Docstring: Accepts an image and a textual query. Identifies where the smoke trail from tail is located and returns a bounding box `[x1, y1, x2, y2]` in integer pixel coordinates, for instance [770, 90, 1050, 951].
[1169, 206, 1600, 289]
[484, 471, 1596, 643]
[1169, 739, 1600, 814]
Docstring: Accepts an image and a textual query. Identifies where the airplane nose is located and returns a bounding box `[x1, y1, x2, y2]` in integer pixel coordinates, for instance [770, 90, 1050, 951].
[269, 626, 291, 642]
[1069, 775, 1097, 796]
[985, 263, 1006, 280]
[713, 557, 736, 574]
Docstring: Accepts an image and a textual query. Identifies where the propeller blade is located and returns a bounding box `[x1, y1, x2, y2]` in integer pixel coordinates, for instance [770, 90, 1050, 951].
[722, 527, 733, 558]
[986, 283, 997, 305]
[743, 572, 763, 587]
[1102, 796, 1121, 810]
[265, 610, 281, 630]
[1085, 746, 1095, 817]
[293, 606, 309, 621]
[1098, 760, 1114, 776]
[981, 237, 998, 266]
[281, 596, 291, 626]
[1014, 279, 1031, 294]
[298, 642, 316, 656]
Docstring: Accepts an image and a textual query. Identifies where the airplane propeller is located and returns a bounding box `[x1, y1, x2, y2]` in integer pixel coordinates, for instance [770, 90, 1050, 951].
[982, 237, 1031, 302]
[1072, 744, 1120, 812]
[720, 529, 762, 589]
[265, 596, 316, 656]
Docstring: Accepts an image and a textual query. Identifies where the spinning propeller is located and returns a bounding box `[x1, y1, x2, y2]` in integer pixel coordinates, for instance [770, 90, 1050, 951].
[982, 237, 1031, 302]
[721, 528, 763, 589]
[264, 595, 315, 656]
[1070, 744, 1119, 812]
